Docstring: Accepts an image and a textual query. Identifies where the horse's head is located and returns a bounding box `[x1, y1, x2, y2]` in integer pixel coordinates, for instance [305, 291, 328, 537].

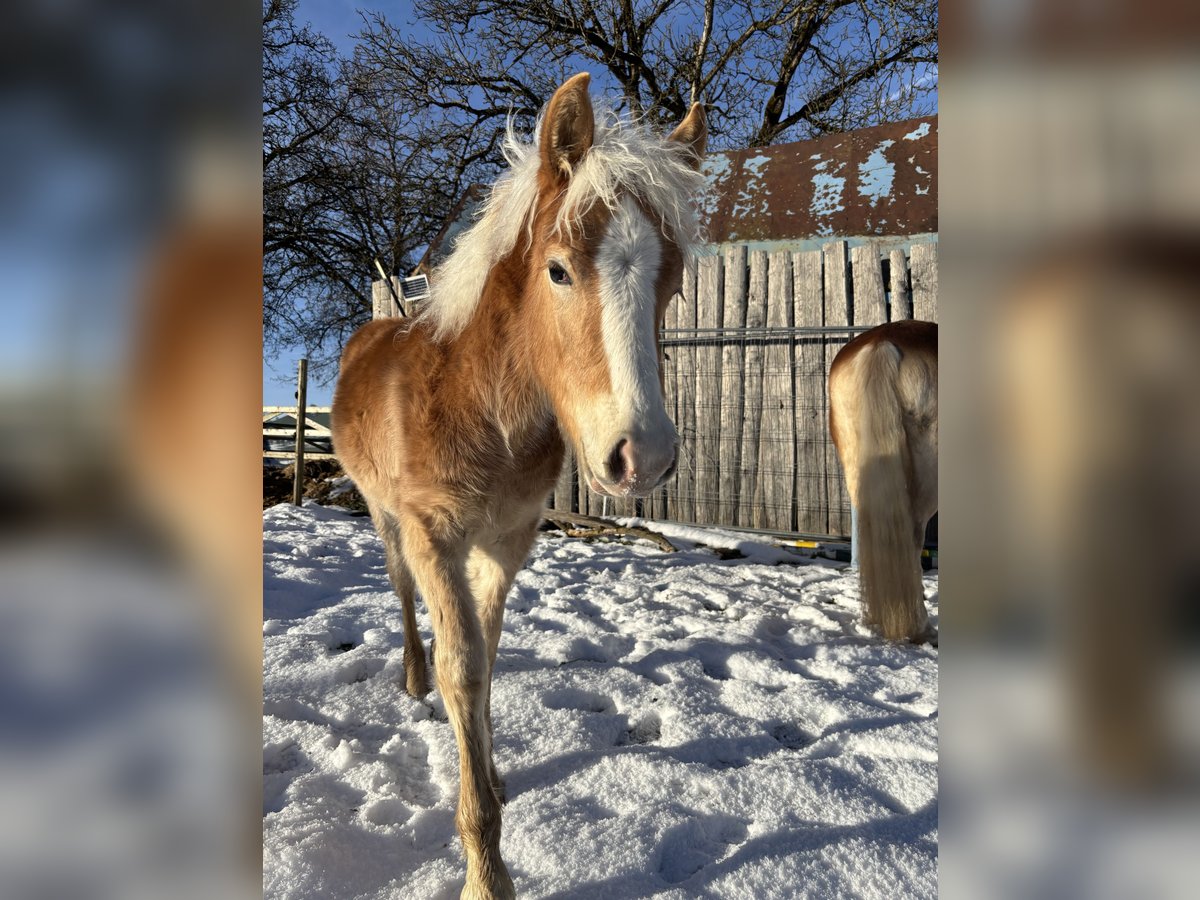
[526, 74, 706, 498]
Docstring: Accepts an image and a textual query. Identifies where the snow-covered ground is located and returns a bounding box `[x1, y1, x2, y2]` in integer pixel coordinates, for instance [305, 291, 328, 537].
[263, 502, 938, 899]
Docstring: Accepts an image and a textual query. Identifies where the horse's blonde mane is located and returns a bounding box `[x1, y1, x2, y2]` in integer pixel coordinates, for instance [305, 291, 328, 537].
[421, 106, 706, 341]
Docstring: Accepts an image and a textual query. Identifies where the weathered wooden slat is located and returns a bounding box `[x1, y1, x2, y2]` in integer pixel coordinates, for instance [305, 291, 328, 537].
[554, 449, 575, 512]
[692, 254, 723, 524]
[851, 244, 887, 326]
[659, 284, 682, 521]
[674, 259, 698, 521]
[653, 285, 683, 521]
[262, 417, 332, 432]
[738, 250, 770, 528]
[263, 406, 332, 415]
[576, 437, 592, 517]
[755, 250, 795, 530]
[793, 249, 827, 535]
[889, 248, 912, 320]
[263, 429, 331, 441]
[717, 244, 748, 524]
[910, 242, 938, 322]
[264, 451, 338, 460]
[371, 279, 388, 320]
[822, 241, 851, 537]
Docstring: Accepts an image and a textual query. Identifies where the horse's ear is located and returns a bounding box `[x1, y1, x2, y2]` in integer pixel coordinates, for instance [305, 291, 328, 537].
[540, 73, 594, 179]
[668, 103, 707, 170]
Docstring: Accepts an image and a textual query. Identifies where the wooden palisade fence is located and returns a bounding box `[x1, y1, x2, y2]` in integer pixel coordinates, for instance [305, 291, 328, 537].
[374, 238, 937, 540]
[551, 238, 937, 540]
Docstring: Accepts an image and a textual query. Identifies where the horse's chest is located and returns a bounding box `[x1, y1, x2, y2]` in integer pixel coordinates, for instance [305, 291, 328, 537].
[489, 423, 564, 493]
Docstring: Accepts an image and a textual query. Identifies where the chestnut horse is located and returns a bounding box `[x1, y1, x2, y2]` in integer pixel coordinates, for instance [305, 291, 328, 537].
[332, 74, 706, 899]
[829, 320, 938, 643]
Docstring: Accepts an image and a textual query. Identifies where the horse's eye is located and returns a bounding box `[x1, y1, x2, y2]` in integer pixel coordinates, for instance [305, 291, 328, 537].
[548, 263, 572, 286]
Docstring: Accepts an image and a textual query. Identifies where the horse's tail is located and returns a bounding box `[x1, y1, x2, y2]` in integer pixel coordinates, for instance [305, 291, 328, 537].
[851, 340, 926, 641]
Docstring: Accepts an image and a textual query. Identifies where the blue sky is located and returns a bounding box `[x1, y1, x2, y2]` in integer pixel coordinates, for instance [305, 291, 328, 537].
[263, 2, 431, 407]
[265, 3, 351, 406]
[263, 1, 937, 406]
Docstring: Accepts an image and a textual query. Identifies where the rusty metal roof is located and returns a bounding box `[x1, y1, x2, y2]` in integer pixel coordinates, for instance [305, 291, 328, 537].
[700, 115, 937, 243]
[414, 115, 936, 273]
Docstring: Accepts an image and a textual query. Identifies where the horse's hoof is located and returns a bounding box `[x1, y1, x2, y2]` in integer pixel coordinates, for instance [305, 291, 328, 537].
[460, 874, 515, 900]
[910, 623, 939, 647]
[405, 673, 430, 699]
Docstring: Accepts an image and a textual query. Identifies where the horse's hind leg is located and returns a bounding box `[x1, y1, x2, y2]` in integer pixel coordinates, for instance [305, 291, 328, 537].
[376, 509, 430, 697]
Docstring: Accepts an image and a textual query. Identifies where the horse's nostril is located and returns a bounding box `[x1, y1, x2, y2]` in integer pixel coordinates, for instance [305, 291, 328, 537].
[605, 438, 630, 484]
[604, 439, 633, 487]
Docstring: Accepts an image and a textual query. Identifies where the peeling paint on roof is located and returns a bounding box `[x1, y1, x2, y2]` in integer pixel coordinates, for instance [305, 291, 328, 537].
[420, 116, 937, 269]
[701, 115, 937, 243]
[904, 122, 932, 140]
[810, 172, 847, 218]
[858, 139, 896, 207]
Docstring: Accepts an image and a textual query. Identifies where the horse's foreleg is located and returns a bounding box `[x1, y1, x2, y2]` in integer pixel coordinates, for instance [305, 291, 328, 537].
[401, 516, 513, 900]
[467, 519, 540, 803]
[375, 510, 429, 697]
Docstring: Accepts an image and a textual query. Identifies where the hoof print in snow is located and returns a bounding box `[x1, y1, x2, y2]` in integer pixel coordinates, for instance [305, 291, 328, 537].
[657, 816, 749, 884]
[770, 722, 813, 750]
[361, 798, 412, 827]
[322, 627, 363, 654]
[700, 659, 730, 681]
[709, 755, 750, 770]
[335, 657, 385, 685]
[618, 712, 661, 746]
[542, 688, 615, 715]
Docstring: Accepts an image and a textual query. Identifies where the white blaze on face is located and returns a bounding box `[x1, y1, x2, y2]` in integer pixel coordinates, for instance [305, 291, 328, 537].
[596, 196, 664, 423]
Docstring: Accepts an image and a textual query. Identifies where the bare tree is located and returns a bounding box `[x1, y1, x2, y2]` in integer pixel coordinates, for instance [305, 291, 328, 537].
[357, 1, 937, 148]
[264, 0, 473, 377]
[263, 0, 937, 378]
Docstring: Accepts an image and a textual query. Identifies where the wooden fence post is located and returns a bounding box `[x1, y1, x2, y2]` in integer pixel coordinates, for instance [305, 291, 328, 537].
[718, 244, 748, 524]
[793, 249, 826, 535]
[822, 241, 851, 536]
[910, 242, 938, 322]
[291, 358, 308, 506]
[693, 254, 723, 523]
[889, 248, 912, 320]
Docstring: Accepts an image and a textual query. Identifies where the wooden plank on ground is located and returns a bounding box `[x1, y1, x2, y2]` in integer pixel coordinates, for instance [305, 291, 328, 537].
[692, 254, 723, 524]
[738, 250, 769, 529]
[851, 245, 887, 327]
[823, 240, 851, 537]
[718, 244, 748, 525]
[889, 248, 912, 320]
[755, 250, 795, 531]
[793, 249, 827, 535]
[910, 242, 938, 322]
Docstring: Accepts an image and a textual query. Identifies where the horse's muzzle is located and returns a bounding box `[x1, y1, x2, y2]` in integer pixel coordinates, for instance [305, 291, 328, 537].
[592, 437, 677, 497]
